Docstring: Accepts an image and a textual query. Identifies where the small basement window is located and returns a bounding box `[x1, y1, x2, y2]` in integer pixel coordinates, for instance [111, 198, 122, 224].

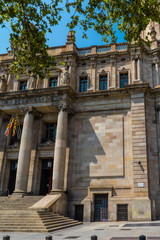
[117, 204, 128, 221]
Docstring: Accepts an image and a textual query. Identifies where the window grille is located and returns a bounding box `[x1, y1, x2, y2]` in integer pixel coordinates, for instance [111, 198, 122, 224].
[120, 73, 128, 88]
[79, 77, 88, 92]
[117, 204, 128, 221]
[99, 75, 108, 90]
[19, 81, 27, 90]
[49, 77, 58, 87]
[43, 123, 57, 142]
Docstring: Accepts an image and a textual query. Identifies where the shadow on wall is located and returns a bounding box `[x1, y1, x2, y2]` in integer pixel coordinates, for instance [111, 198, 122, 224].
[67, 111, 126, 202]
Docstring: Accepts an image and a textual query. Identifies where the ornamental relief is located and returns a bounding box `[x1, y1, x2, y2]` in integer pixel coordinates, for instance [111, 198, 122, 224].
[1, 95, 57, 105]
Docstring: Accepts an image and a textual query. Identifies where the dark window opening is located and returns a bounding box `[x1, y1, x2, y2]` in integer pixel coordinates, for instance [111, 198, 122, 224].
[135, 59, 138, 79]
[8, 160, 17, 195]
[120, 73, 128, 88]
[49, 77, 58, 87]
[117, 204, 128, 221]
[99, 75, 108, 90]
[40, 159, 53, 195]
[19, 81, 27, 91]
[74, 205, 84, 222]
[79, 77, 87, 92]
[42, 123, 57, 143]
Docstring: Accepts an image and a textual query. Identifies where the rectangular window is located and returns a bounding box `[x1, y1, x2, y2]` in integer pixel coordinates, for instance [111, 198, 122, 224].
[19, 81, 27, 91]
[120, 73, 128, 88]
[117, 204, 128, 221]
[49, 77, 58, 87]
[44, 123, 57, 142]
[79, 77, 87, 92]
[99, 75, 108, 90]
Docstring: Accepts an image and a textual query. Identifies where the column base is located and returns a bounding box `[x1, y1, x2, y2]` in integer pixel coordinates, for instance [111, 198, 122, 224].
[50, 188, 64, 195]
[12, 190, 28, 198]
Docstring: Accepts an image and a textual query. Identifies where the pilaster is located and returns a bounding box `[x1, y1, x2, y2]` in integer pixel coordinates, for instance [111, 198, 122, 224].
[131, 91, 151, 221]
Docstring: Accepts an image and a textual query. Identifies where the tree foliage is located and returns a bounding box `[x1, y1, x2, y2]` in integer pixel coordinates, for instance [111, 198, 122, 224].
[0, 0, 62, 79]
[0, 0, 160, 78]
[66, 0, 160, 43]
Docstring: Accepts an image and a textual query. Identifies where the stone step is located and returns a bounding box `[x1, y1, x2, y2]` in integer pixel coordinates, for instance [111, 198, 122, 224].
[0, 227, 47, 232]
[42, 218, 74, 224]
[39, 216, 69, 220]
[44, 220, 79, 227]
[0, 196, 82, 232]
[47, 222, 82, 232]
[0, 219, 78, 227]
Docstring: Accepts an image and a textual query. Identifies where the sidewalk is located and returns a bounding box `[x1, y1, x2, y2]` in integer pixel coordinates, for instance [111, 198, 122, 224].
[1, 221, 160, 240]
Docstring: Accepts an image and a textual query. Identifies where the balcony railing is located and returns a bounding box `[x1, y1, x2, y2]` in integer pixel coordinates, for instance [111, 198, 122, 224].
[78, 43, 128, 56]
[97, 46, 111, 53]
[78, 49, 92, 56]
[116, 43, 128, 50]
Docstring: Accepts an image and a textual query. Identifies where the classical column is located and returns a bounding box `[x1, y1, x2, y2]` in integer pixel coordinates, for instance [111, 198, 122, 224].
[14, 106, 41, 195]
[51, 102, 73, 193]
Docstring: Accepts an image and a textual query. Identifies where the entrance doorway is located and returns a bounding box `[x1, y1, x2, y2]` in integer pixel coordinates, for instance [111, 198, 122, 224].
[94, 194, 108, 222]
[74, 205, 84, 222]
[40, 159, 53, 195]
[8, 160, 17, 194]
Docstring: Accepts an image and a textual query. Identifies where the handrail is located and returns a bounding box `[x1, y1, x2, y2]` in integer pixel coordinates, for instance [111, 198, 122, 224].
[0, 189, 9, 196]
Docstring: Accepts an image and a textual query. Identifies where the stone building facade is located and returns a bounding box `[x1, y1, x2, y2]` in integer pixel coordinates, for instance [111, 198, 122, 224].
[0, 25, 160, 222]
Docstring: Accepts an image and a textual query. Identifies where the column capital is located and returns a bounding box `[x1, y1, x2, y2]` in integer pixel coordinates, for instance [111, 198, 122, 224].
[54, 102, 74, 114]
[21, 106, 42, 118]
[0, 110, 10, 120]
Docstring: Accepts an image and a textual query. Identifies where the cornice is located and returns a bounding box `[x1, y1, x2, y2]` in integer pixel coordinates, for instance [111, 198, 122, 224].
[0, 85, 76, 100]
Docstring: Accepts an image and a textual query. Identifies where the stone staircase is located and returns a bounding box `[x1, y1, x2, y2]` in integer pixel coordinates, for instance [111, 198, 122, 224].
[0, 196, 43, 210]
[0, 196, 82, 232]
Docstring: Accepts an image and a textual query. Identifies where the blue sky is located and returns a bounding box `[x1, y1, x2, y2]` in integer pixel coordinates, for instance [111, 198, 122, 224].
[0, 9, 125, 54]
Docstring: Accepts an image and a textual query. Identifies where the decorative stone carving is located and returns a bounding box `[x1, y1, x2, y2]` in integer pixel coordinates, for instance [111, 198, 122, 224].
[100, 69, 106, 74]
[62, 64, 70, 85]
[67, 31, 75, 43]
[151, 26, 157, 41]
[28, 74, 36, 89]
[21, 106, 42, 118]
[0, 74, 7, 92]
[54, 102, 74, 114]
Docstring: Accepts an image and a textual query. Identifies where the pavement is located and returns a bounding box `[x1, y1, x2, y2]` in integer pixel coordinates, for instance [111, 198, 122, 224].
[1, 221, 160, 240]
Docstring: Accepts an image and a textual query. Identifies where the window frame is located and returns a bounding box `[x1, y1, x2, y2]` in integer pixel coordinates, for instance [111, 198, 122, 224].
[99, 74, 108, 90]
[79, 76, 88, 93]
[42, 123, 57, 143]
[19, 80, 28, 91]
[49, 77, 58, 87]
[119, 72, 129, 88]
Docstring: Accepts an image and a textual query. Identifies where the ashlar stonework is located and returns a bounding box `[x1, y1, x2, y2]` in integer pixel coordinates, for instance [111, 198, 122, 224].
[0, 22, 160, 222]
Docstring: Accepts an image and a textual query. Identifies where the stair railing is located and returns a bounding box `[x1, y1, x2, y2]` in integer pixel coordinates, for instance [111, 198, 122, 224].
[0, 189, 9, 196]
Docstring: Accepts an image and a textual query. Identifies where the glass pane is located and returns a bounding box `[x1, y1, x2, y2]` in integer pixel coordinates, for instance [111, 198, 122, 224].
[20, 81, 27, 90]
[99, 75, 108, 90]
[120, 73, 128, 88]
[49, 77, 58, 87]
[80, 77, 87, 92]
